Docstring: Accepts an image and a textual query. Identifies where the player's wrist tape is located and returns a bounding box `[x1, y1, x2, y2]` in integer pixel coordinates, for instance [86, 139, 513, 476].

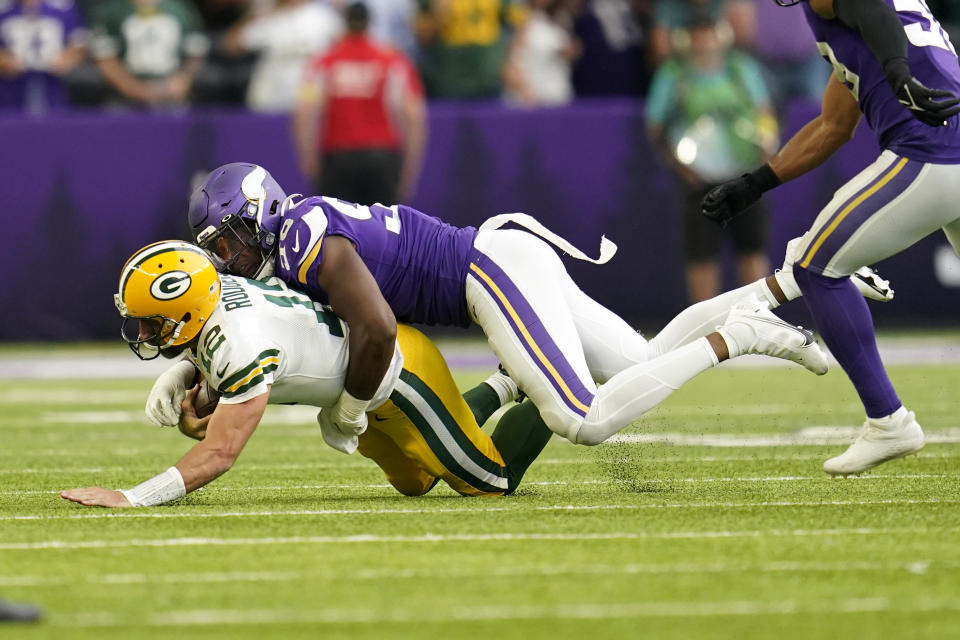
[750, 164, 781, 193]
[120, 466, 186, 507]
[335, 389, 370, 423]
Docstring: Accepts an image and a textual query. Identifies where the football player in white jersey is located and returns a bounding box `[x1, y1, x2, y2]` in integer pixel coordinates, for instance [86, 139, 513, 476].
[63, 241, 548, 506]
[63, 241, 834, 508]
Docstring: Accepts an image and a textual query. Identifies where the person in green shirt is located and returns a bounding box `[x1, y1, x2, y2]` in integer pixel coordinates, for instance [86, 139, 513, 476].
[415, 0, 526, 99]
[646, 13, 778, 303]
[89, 0, 208, 107]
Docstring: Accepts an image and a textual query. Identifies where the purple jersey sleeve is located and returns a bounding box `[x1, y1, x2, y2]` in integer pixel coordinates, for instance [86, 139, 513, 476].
[275, 196, 478, 327]
[802, 0, 960, 163]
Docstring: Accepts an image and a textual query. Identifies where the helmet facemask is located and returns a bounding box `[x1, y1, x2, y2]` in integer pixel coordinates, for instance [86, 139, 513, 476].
[119, 315, 184, 361]
[772, 0, 799, 5]
[196, 214, 276, 279]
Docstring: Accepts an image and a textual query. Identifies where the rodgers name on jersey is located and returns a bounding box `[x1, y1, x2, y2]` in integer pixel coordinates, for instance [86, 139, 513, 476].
[190, 274, 403, 408]
[273, 196, 478, 327]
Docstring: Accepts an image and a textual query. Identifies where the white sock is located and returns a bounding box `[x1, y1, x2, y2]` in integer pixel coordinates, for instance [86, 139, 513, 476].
[715, 321, 755, 360]
[773, 269, 802, 302]
[483, 369, 519, 405]
[575, 338, 717, 445]
[649, 280, 769, 356]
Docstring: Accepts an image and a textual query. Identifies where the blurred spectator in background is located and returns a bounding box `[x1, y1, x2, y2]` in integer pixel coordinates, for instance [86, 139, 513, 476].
[223, 0, 341, 113]
[415, 0, 527, 99]
[293, 1, 426, 205]
[650, 0, 754, 64]
[645, 12, 776, 302]
[190, 0, 254, 105]
[751, 0, 828, 105]
[569, 0, 651, 97]
[0, 0, 86, 114]
[503, 0, 578, 107]
[89, 0, 208, 108]
[363, 0, 418, 59]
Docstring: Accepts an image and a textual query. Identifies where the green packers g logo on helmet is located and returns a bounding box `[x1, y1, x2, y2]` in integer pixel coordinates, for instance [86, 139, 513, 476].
[150, 271, 193, 301]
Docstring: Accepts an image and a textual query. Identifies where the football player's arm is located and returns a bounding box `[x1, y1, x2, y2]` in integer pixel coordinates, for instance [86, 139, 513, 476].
[820, 0, 960, 125]
[702, 74, 860, 224]
[316, 236, 397, 402]
[60, 390, 269, 508]
[810, 0, 908, 65]
[768, 73, 861, 182]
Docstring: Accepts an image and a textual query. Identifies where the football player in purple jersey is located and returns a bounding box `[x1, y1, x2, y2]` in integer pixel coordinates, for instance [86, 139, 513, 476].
[702, 0, 960, 475]
[169, 162, 850, 454]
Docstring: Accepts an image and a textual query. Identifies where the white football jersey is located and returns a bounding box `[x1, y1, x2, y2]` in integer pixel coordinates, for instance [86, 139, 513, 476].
[188, 275, 403, 408]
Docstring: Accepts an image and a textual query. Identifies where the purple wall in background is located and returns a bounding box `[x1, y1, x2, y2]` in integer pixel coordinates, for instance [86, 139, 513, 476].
[1, 100, 956, 340]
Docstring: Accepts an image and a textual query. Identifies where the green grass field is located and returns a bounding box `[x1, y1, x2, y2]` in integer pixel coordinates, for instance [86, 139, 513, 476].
[2, 348, 959, 639]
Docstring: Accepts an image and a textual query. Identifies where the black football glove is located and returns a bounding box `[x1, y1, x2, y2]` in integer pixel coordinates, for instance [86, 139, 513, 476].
[886, 59, 960, 126]
[701, 165, 780, 226]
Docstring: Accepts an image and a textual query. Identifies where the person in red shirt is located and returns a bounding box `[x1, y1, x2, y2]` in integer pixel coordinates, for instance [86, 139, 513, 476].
[293, 1, 427, 205]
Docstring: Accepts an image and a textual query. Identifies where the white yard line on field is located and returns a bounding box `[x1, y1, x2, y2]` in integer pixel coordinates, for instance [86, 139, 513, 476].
[3, 497, 955, 523]
[0, 471, 952, 495]
[608, 428, 960, 446]
[2, 527, 955, 551]
[0, 559, 947, 588]
[41, 596, 960, 627]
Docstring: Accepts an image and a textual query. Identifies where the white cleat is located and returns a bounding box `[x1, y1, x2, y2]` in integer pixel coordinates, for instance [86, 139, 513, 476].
[823, 409, 925, 476]
[779, 237, 894, 302]
[851, 266, 894, 302]
[720, 296, 829, 375]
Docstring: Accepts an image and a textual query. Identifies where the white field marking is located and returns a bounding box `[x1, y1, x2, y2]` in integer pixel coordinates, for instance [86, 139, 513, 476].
[2, 471, 953, 494]
[649, 399, 960, 417]
[0, 570, 303, 588]
[7, 449, 960, 471]
[0, 457, 602, 474]
[5, 497, 956, 523]
[0, 389, 146, 404]
[2, 558, 952, 588]
[3, 527, 956, 551]
[37, 405, 321, 425]
[45, 597, 960, 627]
[609, 428, 960, 447]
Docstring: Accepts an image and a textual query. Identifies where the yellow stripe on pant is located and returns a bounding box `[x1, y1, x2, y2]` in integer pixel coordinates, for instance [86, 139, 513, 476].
[358, 325, 508, 497]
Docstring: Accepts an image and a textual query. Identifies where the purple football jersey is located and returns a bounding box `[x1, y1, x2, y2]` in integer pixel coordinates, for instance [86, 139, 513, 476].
[274, 196, 478, 327]
[0, 0, 85, 111]
[802, 0, 960, 163]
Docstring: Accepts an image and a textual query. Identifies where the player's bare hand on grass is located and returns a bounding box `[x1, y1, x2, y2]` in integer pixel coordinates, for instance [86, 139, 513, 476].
[60, 487, 132, 508]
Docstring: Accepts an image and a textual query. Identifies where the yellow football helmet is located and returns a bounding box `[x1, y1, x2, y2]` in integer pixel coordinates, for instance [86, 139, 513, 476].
[114, 241, 221, 360]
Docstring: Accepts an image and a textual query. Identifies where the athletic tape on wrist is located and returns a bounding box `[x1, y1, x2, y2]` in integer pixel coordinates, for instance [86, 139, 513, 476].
[336, 389, 370, 423]
[120, 466, 186, 507]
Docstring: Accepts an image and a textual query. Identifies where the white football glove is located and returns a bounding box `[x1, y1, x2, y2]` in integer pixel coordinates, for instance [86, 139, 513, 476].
[145, 360, 197, 427]
[316, 390, 370, 454]
[317, 409, 360, 455]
